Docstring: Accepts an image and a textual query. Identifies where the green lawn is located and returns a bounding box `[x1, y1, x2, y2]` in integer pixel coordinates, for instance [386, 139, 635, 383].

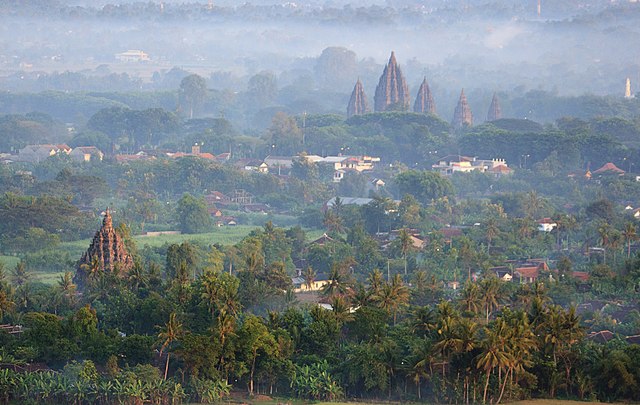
[16, 226, 326, 286]
[133, 225, 259, 248]
[0, 255, 20, 269]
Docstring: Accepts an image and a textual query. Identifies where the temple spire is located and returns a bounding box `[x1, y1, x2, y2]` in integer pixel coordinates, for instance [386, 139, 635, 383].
[486, 93, 502, 121]
[451, 89, 473, 129]
[347, 78, 370, 117]
[413, 77, 436, 114]
[374, 51, 410, 112]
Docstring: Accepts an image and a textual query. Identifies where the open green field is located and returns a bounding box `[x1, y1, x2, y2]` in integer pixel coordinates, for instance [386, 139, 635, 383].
[2, 227, 326, 285]
[59, 225, 325, 257]
[0, 255, 20, 269]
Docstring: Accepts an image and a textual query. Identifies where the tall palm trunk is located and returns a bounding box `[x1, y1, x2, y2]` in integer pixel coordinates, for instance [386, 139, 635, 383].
[497, 367, 511, 404]
[164, 353, 170, 380]
[483, 369, 491, 404]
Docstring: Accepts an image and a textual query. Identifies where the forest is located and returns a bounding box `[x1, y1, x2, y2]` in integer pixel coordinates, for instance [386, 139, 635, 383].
[2, 1, 640, 404]
[2, 101, 640, 403]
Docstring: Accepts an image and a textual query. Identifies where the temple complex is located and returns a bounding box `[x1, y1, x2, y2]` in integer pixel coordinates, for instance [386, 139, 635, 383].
[451, 89, 473, 129]
[347, 79, 370, 117]
[374, 51, 410, 112]
[413, 77, 437, 115]
[487, 93, 502, 121]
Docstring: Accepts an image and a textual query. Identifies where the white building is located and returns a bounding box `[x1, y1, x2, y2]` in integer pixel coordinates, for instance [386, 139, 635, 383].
[115, 50, 150, 62]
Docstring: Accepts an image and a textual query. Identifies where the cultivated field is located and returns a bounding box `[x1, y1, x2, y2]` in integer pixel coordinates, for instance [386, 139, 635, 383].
[0, 226, 325, 285]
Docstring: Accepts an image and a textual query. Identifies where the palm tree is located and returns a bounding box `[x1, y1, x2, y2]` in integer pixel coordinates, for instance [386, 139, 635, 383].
[485, 218, 500, 254]
[79, 256, 102, 288]
[323, 211, 345, 234]
[460, 282, 482, 316]
[476, 319, 513, 404]
[597, 222, 612, 264]
[409, 339, 435, 399]
[373, 274, 409, 325]
[523, 190, 543, 219]
[458, 237, 476, 281]
[303, 266, 316, 291]
[158, 312, 183, 380]
[623, 222, 638, 258]
[367, 269, 385, 296]
[330, 295, 355, 326]
[496, 311, 537, 404]
[57, 271, 77, 309]
[480, 277, 502, 323]
[11, 261, 30, 288]
[128, 261, 148, 292]
[433, 314, 462, 377]
[0, 289, 15, 321]
[321, 265, 351, 299]
[411, 306, 437, 337]
[398, 228, 413, 276]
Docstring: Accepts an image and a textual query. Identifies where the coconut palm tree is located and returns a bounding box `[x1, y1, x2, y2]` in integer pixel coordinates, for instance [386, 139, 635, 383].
[367, 268, 385, 296]
[0, 289, 14, 322]
[303, 266, 316, 291]
[411, 306, 437, 338]
[397, 228, 413, 276]
[321, 265, 352, 299]
[158, 312, 183, 380]
[476, 319, 513, 404]
[330, 295, 355, 326]
[57, 271, 77, 310]
[460, 282, 482, 316]
[480, 277, 502, 323]
[485, 218, 500, 254]
[623, 222, 638, 258]
[11, 261, 30, 288]
[597, 222, 612, 264]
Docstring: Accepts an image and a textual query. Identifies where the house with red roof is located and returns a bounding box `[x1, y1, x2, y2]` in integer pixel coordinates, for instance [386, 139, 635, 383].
[593, 162, 625, 176]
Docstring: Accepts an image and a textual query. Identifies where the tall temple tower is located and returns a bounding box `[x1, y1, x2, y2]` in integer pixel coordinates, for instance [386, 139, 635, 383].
[75, 209, 133, 288]
[374, 51, 410, 112]
[486, 93, 502, 121]
[347, 79, 370, 117]
[413, 77, 437, 115]
[451, 89, 473, 129]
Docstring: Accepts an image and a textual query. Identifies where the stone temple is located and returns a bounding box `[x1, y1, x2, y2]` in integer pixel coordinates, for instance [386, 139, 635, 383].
[451, 89, 473, 129]
[487, 93, 502, 122]
[374, 51, 410, 112]
[75, 209, 133, 287]
[347, 78, 370, 117]
[413, 77, 437, 115]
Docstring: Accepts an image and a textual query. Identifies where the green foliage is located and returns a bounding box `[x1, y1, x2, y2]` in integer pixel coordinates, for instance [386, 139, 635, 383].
[395, 170, 454, 204]
[176, 193, 212, 234]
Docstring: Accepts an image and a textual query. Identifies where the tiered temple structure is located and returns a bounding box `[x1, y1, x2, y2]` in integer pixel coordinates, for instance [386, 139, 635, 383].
[374, 51, 410, 112]
[451, 89, 473, 129]
[347, 79, 370, 117]
[486, 93, 502, 121]
[413, 77, 436, 115]
[75, 209, 133, 287]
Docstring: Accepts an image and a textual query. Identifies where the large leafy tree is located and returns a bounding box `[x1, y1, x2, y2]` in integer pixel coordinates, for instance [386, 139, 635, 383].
[394, 170, 454, 205]
[179, 74, 208, 119]
[176, 193, 212, 234]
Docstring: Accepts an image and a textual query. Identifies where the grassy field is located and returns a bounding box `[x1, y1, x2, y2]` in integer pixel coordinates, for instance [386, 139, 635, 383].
[0, 255, 20, 269]
[3, 226, 326, 285]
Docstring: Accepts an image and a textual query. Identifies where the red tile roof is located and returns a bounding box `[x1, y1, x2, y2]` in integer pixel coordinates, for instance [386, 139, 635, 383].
[593, 162, 625, 175]
[515, 267, 539, 279]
